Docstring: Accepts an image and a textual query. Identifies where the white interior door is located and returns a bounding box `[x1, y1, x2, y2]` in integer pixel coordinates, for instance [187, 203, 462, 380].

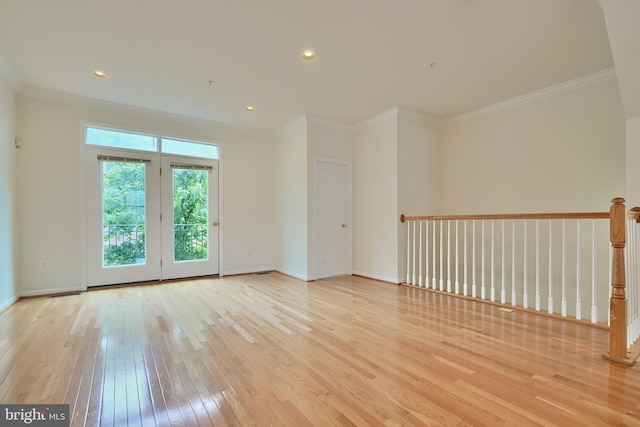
[160, 156, 219, 280]
[316, 160, 350, 278]
[86, 148, 161, 286]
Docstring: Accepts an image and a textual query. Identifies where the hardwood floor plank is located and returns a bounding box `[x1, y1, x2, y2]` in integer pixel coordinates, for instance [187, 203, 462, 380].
[1, 273, 640, 426]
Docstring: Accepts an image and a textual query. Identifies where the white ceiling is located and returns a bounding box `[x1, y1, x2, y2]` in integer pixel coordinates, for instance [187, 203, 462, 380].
[0, 0, 614, 132]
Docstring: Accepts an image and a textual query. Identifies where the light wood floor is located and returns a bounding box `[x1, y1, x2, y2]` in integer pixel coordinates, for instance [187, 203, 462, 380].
[1, 273, 640, 426]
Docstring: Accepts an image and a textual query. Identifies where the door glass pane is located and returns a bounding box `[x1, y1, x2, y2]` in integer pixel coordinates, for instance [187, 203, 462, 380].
[102, 161, 147, 267]
[173, 169, 208, 261]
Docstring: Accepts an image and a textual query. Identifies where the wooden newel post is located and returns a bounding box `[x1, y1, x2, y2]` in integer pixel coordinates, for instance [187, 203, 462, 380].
[609, 197, 627, 361]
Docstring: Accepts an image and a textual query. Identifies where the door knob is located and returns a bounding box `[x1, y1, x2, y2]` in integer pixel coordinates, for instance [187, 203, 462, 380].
[341, 224, 347, 228]
[212, 221, 218, 227]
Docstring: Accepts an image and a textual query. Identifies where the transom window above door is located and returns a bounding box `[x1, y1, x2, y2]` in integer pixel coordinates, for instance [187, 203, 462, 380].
[85, 126, 219, 159]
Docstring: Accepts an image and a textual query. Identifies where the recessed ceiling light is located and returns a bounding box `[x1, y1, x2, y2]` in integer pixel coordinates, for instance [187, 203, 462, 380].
[300, 50, 317, 61]
[91, 70, 109, 79]
[244, 105, 256, 112]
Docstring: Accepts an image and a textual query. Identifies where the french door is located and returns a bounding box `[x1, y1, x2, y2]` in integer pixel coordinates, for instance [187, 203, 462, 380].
[86, 147, 219, 286]
[160, 155, 218, 280]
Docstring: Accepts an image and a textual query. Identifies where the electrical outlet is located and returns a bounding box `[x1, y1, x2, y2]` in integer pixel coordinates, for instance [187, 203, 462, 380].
[40, 260, 48, 269]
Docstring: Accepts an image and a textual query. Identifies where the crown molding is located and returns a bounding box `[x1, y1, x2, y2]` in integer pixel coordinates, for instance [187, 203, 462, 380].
[441, 68, 617, 127]
[355, 107, 399, 130]
[396, 107, 442, 127]
[0, 53, 21, 91]
[18, 86, 275, 140]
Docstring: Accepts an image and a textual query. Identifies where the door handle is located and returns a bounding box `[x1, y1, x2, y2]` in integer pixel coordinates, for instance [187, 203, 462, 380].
[341, 224, 347, 228]
[212, 221, 218, 227]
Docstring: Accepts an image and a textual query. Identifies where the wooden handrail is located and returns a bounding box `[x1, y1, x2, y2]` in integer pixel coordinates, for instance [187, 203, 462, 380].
[400, 212, 609, 222]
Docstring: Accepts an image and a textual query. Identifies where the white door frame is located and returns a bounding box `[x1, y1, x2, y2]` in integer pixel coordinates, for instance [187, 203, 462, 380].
[79, 121, 224, 288]
[313, 158, 352, 280]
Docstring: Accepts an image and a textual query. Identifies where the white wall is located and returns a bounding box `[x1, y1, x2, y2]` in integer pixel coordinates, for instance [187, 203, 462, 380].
[0, 76, 17, 310]
[307, 119, 354, 279]
[627, 116, 640, 208]
[353, 113, 399, 282]
[276, 118, 308, 280]
[439, 79, 626, 214]
[601, 0, 640, 120]
[601, 1, 640, 208]
[16, 94, 278, 295]
[216, 128, 277, 276]
[397, 113, 440, 281]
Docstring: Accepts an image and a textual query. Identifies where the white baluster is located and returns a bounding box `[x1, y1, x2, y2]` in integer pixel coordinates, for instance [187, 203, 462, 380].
[548, 219, 553, 314]
[425, 220, 429, 289]
[608, 244, 612, 327]
[635, 221, 640, 345]
[562, 219, 567, 317]
[406, 220, 411, 284]
[535, 219, 540, 311]
[412, 221, 417, 285]
[491, 220, 495, 302]
[591, 219, 597, 323]
[523, 220, 528, 309]
[627, 218, 635, 345]
[625, 219, 630, 346]
[455, 220, 460, 294]
[447, 220, 452, 292]
[472, 221, 477, 298]
[481, 220, 486, 300]
[512, 220, 516, 306]
[419, 221, 423, 287]
[464, 220, 468, 296]
[576, 220, 582, 320]
[501, 220, 506, 304]
[627, 219, 638, 345]
[439, 221, 444, 291]
[636, 221, 639, 344]
[632, 218, 638, 346]
[432, 221, 437, 289]
[630, 220, 636, 342]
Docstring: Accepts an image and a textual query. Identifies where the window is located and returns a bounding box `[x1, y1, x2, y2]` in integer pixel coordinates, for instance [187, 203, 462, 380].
[85, 126, 219, 159]
[86, 127, 157, 152]
[162, 138, 218, 159]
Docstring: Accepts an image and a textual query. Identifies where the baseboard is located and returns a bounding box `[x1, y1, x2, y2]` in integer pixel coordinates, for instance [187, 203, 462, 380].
[20, 286, 84, 298]
[275, 269, 310, 281]
[223, 267, 277, 276]
[0, 294, 20, 314]
[351, 271, 400, 284]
